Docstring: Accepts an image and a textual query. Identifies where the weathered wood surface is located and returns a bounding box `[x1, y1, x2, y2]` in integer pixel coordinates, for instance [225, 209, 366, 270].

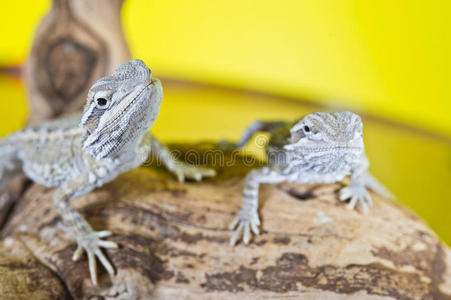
[0, 145, 450, 299]
[24, 0, 130, 124]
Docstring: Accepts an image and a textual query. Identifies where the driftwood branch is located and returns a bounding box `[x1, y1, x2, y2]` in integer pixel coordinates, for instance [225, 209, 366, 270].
[24, 0, 130, 124]
[0, 145, 450, 299]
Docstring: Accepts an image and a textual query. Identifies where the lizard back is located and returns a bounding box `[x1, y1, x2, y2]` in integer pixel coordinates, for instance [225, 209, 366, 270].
[1, 116, 88, 187]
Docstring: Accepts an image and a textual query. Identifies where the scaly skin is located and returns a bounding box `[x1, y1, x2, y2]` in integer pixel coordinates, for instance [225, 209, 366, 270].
[0, 59, 215, 285]
[229, 111, 393, 246]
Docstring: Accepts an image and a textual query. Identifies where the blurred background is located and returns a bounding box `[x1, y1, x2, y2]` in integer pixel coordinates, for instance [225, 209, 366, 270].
[0, 0, 450, 244]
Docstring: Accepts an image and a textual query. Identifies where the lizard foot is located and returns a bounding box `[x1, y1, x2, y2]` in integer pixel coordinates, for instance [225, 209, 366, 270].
[229, 212, 260, 246]
[73, 230, 118, 285]
[172, 163, 216, 182]
[339, 184, 373, 214]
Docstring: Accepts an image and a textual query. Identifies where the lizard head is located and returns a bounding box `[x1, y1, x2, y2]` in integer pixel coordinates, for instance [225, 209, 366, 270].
[283, 111, 364, 173]
[80, 59, 163, 160]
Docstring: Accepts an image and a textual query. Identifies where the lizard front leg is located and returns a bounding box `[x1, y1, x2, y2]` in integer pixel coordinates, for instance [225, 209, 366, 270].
[142, 132, 215, 182]
[339, 173, 372, 214]
[53, 175, 117, 285]
[229, 167, 286, 245]
[339, 155, 393, 214]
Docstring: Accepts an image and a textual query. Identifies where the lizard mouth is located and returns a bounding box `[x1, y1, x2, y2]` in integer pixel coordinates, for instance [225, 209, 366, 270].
[303, 145, 361, 151]
[284, 134, 364, 153]
[284, 144, 362, 152]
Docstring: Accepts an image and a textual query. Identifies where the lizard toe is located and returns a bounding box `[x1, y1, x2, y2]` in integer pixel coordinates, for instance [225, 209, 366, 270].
[75, 229, 117, 285]
[229, 214, 260, 246]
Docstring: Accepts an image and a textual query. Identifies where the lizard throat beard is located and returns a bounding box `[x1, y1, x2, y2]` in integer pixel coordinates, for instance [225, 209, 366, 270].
[282, 146, 363, 175]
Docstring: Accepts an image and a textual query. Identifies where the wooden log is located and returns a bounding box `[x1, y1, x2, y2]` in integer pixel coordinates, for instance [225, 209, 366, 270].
[24, 0, 130, 124]
[0, 145, 450, 299]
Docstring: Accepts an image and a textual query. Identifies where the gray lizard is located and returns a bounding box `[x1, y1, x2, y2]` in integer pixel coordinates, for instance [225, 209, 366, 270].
[0, 59, 215, 285]
[229, 111, 393, 245]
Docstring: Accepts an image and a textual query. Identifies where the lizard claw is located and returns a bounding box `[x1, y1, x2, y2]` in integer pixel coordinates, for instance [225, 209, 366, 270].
[74, 230, 118, 285]
[229, 212, 260, 246]
[173, 164, 216, 182]
[339, 185, 373, 214]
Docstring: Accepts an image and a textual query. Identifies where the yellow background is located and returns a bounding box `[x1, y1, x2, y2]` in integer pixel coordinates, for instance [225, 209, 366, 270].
[0, 0, 450, 136]
[0, 1, 450, 243]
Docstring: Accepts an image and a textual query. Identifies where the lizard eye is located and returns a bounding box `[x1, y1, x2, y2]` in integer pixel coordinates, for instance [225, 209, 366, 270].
[303, 125, 311, 132]
[96, 97, 108, 108]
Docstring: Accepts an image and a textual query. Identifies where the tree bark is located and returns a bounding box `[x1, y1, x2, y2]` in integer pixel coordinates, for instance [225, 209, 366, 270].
[0, 145, 450, 299]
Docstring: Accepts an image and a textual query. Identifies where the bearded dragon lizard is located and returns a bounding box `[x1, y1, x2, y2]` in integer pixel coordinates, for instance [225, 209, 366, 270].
[0, 59, 215, 285]
[229, 111, 393, 245]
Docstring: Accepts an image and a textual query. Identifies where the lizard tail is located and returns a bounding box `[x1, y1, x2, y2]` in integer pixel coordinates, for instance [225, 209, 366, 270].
[236, 121, 285, 148]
